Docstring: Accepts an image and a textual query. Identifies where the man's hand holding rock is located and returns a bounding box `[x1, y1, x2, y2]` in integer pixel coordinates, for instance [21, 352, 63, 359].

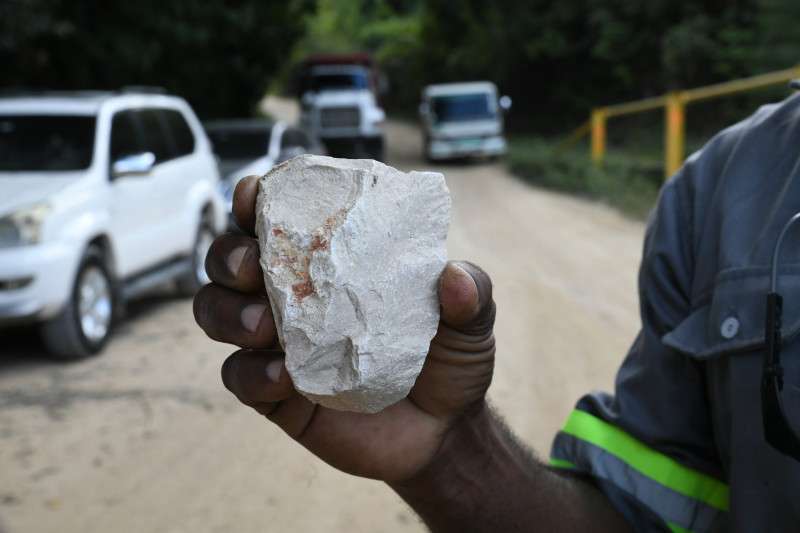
[193, 173, 496, 483]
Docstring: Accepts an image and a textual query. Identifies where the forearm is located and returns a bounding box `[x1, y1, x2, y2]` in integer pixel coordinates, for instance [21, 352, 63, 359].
[389, 402, 634, 532]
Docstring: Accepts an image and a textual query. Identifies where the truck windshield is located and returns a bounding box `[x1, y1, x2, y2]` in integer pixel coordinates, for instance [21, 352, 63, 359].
[311, 74, 368, 92]
[0, 115, 96, 171]
[432, 94, 494, 122]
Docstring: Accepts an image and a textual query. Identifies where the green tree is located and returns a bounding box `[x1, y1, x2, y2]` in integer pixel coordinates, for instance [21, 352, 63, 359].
[282, 0, 426, 111]
[751, 0, 800, 72]
[1, 0, 312, 118]
[411, 0, 759, 132]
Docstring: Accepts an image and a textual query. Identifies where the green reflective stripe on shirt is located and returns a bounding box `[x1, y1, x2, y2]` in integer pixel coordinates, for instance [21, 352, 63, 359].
[667, 523, 692, 533]
[561, 409, 729, 512]
[549, 458, 575, 469]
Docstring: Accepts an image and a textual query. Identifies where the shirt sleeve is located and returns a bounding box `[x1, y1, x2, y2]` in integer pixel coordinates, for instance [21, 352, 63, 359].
[549, 150, 730, 532]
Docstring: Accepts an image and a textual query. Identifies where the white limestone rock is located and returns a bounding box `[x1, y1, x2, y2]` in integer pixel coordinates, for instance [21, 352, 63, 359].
[256, 155, 451, 413]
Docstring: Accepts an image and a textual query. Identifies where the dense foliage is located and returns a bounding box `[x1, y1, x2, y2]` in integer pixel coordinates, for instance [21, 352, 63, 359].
[2, 0, 798, 129]
[0, 0, 312, 118]
[293, 0, 798, 133]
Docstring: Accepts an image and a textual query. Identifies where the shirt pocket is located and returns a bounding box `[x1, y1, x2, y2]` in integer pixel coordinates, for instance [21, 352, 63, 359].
[663, 266, 800, 359]
[661, 266, 800, 491]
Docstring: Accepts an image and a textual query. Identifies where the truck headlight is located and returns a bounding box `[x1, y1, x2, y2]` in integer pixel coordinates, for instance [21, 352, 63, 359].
[0, 203, 51, 248]
[366, 108, 386, 126]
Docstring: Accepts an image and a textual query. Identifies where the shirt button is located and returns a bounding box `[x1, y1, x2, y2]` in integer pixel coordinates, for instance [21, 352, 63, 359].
[720, 316, 739, 339]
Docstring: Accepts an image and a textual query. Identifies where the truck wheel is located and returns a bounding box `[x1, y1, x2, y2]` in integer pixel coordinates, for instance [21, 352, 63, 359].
[177, 218, 215, 296]
[41, 245, 116, 359]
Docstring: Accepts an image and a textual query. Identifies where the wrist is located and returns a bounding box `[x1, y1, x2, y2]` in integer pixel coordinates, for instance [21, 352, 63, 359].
[388, 402, 636, 533]
[389, 400, 532, 531]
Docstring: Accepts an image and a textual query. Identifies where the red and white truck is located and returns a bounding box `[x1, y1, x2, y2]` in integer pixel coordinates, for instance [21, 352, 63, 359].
[297, 53, 386, 161]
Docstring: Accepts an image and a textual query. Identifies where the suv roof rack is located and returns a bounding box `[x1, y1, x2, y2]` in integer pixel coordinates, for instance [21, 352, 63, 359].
[117, 86, 169, 95]
[0, 89, 112, 98]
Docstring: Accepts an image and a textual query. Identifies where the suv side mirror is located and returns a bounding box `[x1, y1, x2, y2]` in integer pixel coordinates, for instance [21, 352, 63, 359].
[499, 95, 512, 112]
[112, 151, 156, 178]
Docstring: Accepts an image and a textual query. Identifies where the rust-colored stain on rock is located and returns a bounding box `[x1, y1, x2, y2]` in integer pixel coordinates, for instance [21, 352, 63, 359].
[272, 210, 344, 303]
[292, 274, 315, 301]
[310, 235, 328, 252]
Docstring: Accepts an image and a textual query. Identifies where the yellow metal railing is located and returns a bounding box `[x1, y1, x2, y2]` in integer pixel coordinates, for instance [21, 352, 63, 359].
[556, 66, 800, 179]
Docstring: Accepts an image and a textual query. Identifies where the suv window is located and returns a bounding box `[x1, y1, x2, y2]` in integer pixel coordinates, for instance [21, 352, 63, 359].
[138, 108, 174, 163]
[110, 110, 144, 162]
[111, 108, 196, 164]
[163, 109, 195, 156]
[0, 115, 96, 171]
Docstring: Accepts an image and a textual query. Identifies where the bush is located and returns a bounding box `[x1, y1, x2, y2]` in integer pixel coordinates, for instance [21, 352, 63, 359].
[506, 137, 663, 220]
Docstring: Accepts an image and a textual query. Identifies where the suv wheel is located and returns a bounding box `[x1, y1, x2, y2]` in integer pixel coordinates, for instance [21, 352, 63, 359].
[177, 218, 215, 296]
[41, 245, 116, 359]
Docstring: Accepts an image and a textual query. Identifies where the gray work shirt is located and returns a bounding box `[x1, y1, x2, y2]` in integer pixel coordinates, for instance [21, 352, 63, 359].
[551, 90, 800, 531]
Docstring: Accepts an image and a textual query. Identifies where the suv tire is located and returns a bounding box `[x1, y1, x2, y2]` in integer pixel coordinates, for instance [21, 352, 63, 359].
[41, 245, 116, 359]
[176, 216, 215, 296]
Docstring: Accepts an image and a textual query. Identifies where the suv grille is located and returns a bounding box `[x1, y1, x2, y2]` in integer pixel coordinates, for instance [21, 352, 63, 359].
[320, 107, 360, 128]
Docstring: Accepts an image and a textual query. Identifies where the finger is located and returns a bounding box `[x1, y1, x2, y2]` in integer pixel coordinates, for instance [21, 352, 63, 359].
[204, 232, 264, 293]
[221, 349, 294, 416]
[411, 261, 496, 417]
[194, 284, 279, 349]
[232, 175, 260, 236]
[439, 260, 495, 336]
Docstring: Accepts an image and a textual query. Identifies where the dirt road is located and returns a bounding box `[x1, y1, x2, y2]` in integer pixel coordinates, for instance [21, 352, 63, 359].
[0, 98, 646, 533]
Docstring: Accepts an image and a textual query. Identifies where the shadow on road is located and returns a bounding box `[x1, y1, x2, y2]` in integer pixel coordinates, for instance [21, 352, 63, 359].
[0, 324, 50, 366]
[0, 286, 191, 371]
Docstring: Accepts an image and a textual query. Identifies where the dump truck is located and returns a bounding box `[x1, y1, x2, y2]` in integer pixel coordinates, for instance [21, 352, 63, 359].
[298, 53, 386, 161]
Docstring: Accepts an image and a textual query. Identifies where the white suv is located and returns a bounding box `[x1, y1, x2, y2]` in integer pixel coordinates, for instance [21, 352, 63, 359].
[0, 89, 226, 359]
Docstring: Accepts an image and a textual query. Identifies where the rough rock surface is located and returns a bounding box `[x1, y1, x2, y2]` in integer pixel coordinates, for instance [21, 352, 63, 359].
[255, 155, 451, 413]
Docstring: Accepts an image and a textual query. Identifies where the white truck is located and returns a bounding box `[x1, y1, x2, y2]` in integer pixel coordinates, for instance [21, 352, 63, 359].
[298, 54, 386, 161]
[419, 81, 511, 161]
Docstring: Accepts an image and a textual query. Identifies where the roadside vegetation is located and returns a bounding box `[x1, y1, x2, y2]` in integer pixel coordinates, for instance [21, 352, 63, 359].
[6, 0, 798, 129]
[505, 137, 663, 221]
[504, 83, 794, 220]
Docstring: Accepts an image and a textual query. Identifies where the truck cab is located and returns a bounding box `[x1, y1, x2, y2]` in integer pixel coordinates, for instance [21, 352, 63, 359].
[299, 54, 386, 161]
[419, 81, 511, 161]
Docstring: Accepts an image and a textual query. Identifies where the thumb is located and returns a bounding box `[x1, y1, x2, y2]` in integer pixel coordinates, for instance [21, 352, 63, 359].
[439, 260, 495, 335]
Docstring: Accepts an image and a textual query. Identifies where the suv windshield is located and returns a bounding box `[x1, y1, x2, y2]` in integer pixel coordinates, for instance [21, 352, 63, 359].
[0, 115, 96, 171]
[432, 94, 494, 122]
[206, 128, 272, 160]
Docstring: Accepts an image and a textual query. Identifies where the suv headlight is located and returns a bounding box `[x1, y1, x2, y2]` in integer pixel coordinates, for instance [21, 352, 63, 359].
[0, 203, 51, 248]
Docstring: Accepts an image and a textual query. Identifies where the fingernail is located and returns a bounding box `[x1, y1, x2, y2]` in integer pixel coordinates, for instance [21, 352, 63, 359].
[241, 303, 266, 333]
[266, 360, 283, 383]
[227, 246, 248, 276]
[220, 356, 238, 392]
